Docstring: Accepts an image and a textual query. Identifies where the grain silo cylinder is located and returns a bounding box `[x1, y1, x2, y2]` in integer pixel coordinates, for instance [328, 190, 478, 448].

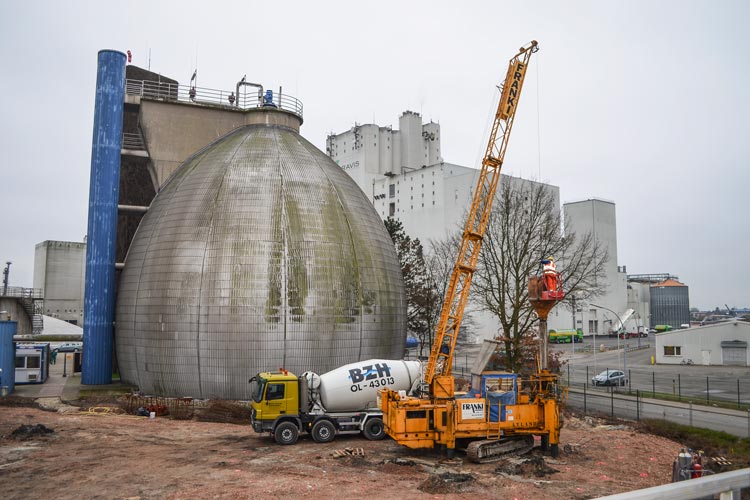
[115, 123, 406, 400]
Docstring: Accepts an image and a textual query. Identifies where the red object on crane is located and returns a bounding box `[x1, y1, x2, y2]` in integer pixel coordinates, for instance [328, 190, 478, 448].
[127, 50, 132, 63]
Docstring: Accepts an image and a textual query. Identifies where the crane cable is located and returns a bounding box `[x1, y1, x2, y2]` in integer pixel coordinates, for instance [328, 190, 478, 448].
[535, 52, 542, 180]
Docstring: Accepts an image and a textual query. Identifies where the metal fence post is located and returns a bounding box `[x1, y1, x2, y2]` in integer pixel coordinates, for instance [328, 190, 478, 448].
[678, 373, 681, 402]
[611, 386, 614, 416]
[738, 379, 741, 409]
[584, 383, 587, 414]
[628, 369, 631, 394]
[706, 376, 710, 404]
[689, 401, 693, 427]
[636, 389, 640, 421]
[652, 371, 655, 398]
[568, 364, 570, 386]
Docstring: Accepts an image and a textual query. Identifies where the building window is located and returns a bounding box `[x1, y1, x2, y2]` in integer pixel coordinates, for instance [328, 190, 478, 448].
[389, 184, 395, 198]
[389, 203, 395, 216]
[588, 320, 598, 334]
[26, 356, 41, 369]
[664, 346, 682, 356]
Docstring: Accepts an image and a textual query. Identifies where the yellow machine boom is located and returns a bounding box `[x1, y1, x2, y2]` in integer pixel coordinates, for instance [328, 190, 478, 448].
[381, 40, 565, 461]
[424, 41, 538, 384]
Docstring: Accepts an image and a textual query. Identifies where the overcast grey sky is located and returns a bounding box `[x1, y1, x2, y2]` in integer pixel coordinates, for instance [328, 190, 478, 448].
[1, 0, 747, 310]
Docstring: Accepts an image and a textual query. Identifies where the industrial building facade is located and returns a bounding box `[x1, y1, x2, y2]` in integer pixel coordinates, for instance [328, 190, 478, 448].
[328, 111, 691, 338]
[328, 112, 562, 341]
[655, 320, 749, 366]
[33, 240, 86, 325]
[546, 199, 630, 335]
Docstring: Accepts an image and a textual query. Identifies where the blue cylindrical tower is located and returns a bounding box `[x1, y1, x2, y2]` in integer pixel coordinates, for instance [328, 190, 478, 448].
[82, 49, 126, 385]
[0, 321, 17, 395]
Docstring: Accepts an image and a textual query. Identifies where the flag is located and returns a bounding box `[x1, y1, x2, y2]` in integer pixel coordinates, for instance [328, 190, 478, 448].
[190, 70, 197, 83]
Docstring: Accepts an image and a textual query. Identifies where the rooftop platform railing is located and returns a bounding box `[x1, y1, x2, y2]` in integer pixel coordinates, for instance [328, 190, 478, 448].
[0, 287, 43, 299]
[125, 79, 303, 119]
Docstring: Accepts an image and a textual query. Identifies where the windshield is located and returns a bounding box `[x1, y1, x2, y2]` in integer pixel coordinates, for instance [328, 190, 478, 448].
[250, 376, 266, 403]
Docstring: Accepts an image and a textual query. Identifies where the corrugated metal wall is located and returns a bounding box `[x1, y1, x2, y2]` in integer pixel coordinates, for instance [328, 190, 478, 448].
[116, 124, 406, 399]
[651, 286, 690, 328]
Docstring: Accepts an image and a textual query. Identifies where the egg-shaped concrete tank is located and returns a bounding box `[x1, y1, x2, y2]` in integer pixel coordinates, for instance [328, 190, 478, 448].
[115, 124, 406, 399]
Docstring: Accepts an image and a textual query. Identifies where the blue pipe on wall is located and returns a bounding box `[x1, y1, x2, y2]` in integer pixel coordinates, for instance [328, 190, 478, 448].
[82, 50, 126, 385]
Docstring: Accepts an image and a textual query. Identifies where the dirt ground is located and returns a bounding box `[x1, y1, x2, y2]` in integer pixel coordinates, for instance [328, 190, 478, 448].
[0, 401, 682, 500]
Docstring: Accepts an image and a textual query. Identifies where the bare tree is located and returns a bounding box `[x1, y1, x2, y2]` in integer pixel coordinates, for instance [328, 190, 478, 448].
[472, 178, 609, 372]
[424, 234, 480, 353]
[384, 217, 440, 356]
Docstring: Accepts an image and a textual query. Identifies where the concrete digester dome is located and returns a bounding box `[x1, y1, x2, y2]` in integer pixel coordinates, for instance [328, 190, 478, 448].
[115, 123, 406, 399]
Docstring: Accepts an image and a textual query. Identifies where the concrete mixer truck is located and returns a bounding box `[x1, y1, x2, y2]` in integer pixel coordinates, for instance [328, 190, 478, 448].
[249, 359, 421, 445]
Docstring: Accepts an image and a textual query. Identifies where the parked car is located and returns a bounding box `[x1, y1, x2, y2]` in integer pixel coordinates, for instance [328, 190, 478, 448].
[591, 370, 626, 386]
[55, 342, 82, 353]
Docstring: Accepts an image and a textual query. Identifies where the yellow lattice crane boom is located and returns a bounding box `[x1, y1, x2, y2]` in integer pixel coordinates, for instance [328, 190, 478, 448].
[424, 40, 539, 385]
[381, 41, 566, 462]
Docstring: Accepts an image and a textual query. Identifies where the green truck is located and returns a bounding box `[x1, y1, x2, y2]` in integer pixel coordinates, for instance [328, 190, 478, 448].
[548, 329, 584, 344]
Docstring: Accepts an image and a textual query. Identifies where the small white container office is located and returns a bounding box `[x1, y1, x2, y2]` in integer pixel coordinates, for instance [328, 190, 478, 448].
[15, 343, 50, 384]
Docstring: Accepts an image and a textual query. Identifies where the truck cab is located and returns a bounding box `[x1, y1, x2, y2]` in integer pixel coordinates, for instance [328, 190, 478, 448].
[249, 371, 300, 436]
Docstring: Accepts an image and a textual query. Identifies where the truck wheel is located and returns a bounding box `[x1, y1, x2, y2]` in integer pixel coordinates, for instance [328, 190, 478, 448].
[311, 420, 336, 443]
[274, 421, 299, 445]
[363, 417, 385, 440]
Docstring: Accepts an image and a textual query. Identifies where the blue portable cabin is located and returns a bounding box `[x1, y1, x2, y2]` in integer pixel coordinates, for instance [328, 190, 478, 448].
[15, 343, 51, 384]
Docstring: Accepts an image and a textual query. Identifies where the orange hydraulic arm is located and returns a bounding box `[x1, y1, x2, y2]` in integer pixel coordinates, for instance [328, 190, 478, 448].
[424, 40, 539, 385]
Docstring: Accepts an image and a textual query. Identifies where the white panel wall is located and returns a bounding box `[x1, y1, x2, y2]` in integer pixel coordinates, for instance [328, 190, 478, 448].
[33, 240, 86, 325]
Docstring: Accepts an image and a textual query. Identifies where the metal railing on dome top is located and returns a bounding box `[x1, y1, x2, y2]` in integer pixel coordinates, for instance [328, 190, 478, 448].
[125, 79, 303, 118]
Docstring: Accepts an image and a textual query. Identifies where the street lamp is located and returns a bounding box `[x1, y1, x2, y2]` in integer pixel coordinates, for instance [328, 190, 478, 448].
[591, 303, 628, 379]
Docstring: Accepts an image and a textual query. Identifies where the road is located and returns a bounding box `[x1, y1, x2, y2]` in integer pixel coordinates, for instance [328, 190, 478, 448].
[566, 388, 750, 438]
[414, 337, 750, 406]
[557, 338, 750, 405]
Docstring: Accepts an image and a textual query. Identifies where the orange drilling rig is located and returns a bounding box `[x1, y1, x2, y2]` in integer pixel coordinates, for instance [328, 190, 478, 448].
[380, 40, 566, 461]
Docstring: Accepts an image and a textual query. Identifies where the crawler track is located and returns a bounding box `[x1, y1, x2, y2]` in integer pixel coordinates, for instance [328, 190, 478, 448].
[466, 435, 535, 463]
